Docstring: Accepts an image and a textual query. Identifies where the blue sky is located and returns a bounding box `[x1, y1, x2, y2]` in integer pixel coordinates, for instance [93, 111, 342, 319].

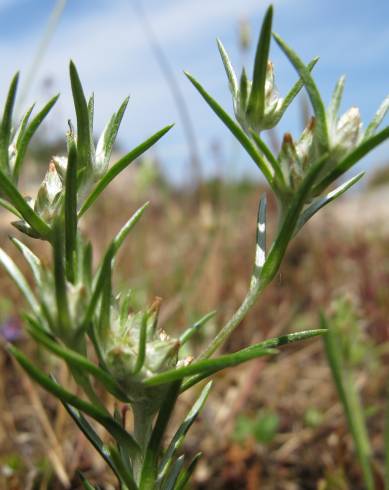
[0, 0, 388, 184]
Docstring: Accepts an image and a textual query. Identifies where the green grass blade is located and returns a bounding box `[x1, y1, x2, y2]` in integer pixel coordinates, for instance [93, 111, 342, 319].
[179, 310, 217, 345]
[8, 345, 140, 457]
[185, 72, 273, 183]
[0, 248, 38, 313]
[78, 125, 173, 217]
[0, 166, 51, 239]
[69, 61, 93, 171]
[13, 94, 59, 182]
[140, 381, 182, 489]
[273, 33, 328, 149]
[295, 172, 364, 235]
[321, 313, 374, 490]
[159, 382, 212, 480]
[216, 39, 238, 97]
[246, 6, 273, 122]
[0, 72, 19, 174]
[64, 140, 78, 282]
[146, 329, 325, 387]
[313, 126, 389, 195]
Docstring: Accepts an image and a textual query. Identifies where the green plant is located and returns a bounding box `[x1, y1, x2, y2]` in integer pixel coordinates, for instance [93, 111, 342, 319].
[0, 5, 388, 489]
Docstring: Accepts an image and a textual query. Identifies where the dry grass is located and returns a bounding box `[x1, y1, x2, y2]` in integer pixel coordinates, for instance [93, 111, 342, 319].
[0, 173, 388, 489]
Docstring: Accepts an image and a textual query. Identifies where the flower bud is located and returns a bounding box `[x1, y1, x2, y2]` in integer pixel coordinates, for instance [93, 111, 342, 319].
[34, 162, 63, 223]
[331, 107, 361, 157]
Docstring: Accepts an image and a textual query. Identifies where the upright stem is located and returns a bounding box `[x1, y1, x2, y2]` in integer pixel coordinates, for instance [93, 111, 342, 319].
[132, 404, 153, 483]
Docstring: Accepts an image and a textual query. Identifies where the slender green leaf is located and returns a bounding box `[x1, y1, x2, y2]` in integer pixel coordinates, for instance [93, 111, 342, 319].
[277, 57, 319, 123]
[11, 237, 42, 286]
[295, 172, 364, 235]
[328, 75, 346, 124]
[0, 248, 38, 312]
[63, 403, 128, 486]
[8, 345, 140, 457]
[250, 131, 284, 186]
[216, 39, 238, 97]
[140, 382, 182, 489]
[250, 194, 267, 287]
[65, 140, 78, 282]
[132, 312, 148, 375]
[179, 310, 216, 345]
[0, 72, 19, 173]
[147, 329, 325, 387]
[13, 94, 59, 181]
[95, 96, 130, 175]
[313, 126, 389, 196]
[174, 453, 202, 490]
[0, 197, 21, 217]
[107, 445, 138, 490]
[246, 6, 273, 121]
[28, 324, 130, 402]
[159, 382, 212, 480]
[185, 72, 273, 183]
[69, 61, 93, 171]
[322, 313, 374, 490]
[52, 221, 71, 337]
[0, 166, 51, 239]
[161, 455, 185, 490]
[365, 94, 389, 138]
[79, 125, 173, 216]
[239, 68, 249, 114]
[273, 33, 328, 149]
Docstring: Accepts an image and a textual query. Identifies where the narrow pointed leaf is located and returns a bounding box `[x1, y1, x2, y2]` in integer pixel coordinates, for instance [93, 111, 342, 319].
[276, 57, 319, 123]
[161, 455, 185, 490]
[0, 248, 38, 312]
[63, 403, 128, 486]
[250, 131, 284, 185]
[217, 39, 238, 97]
[328, 76, 346, 124]
[65, 140, 78, 282]
[0, 72, 19, 173]
[174, 453, 202, 490]
[295, 172, 364, 235]
[8, 345, 140, 457]
[140, 382, 182, 488]
[239, 68, 249, 114]
[273, 33, 328, 149]
[53, 222, 71, 336]
[69, 61, 93, 171]
[185, 72, 273, 183]
[28, 324, 130, 402]
[107, 446, 138, 490]
[365, 94, 389, 138]
[159, 382, 212, 480]
[313, 126, 389, 196]
[146, 329, 325, 387]
[246, 6, 273, 121]
[132, 312, 148, 375]
[0, 197, 21, 217]
[13, 94, 60, 181]
[95, 96, 130, 175]
[179, 310, 216, 345]
[0, 167, 51, 239]
[251, 194, 267, 287]
[78, 124, 173, 216]
[11, 237, 42, 285]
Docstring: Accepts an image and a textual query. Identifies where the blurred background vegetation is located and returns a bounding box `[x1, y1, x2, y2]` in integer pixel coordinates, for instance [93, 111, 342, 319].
[0, 1, 389, 489]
